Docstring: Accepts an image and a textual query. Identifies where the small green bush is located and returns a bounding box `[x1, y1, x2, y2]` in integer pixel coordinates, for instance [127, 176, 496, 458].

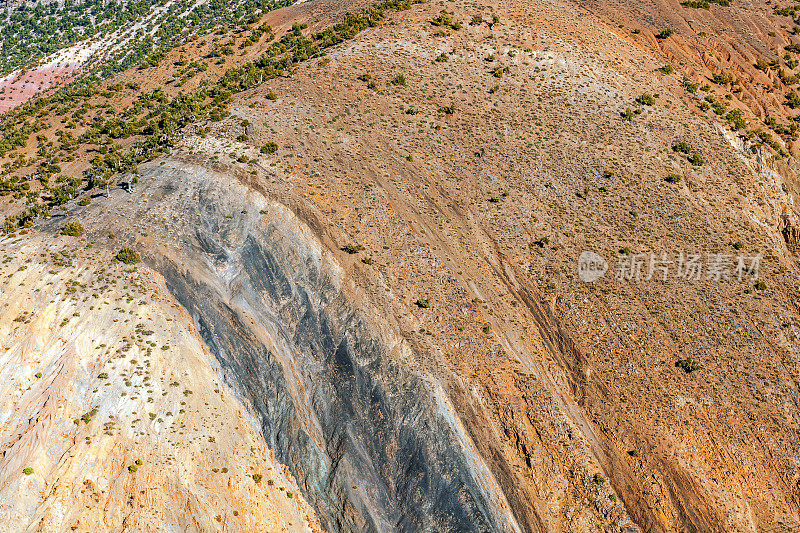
[391, 74, 406, 86]
[593, 473, 605, 484]
[128, 465, 138, 472]
[115, 247, 141, 265]
[672, 141, 691, 154]
[681, 78, 699, 93]
[261, 142, 278, 154]
[688, 153, 704, 166]
[266, 91, 278, 101]
[62, 221, 84, 237]
[675, 357, 700, 373]
[656, 28, 674, 39]
[252, 474, 262, 483]
[712, 71, 734, 85]
[415, 299, 430, 309]
[22, 467, 33, 475]
[726, 109, 746, 130]
[665, 174, 682, 183]
[636, 93, 655, 105]
[341, 244, 365, 254]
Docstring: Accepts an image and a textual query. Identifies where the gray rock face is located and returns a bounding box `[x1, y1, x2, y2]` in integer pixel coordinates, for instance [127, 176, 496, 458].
[44, 160, 522, 533]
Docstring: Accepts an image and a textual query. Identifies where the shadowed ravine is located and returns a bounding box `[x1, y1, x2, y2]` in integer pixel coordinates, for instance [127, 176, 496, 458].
[41, 159, 523, 533]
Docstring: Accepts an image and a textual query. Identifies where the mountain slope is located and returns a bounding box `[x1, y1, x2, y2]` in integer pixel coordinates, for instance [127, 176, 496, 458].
[2, 0, 800, 531]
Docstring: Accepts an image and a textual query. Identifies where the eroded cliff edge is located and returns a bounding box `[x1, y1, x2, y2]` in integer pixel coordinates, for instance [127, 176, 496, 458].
[34, 159, 549, 532]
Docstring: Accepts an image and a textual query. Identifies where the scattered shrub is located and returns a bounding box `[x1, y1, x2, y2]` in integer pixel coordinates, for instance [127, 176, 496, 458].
[675, 357, 700, 373]
[415, 299, 430, 308]
[726, 109, 746, 130]
[430, 11, 461, 30]
[341, 244, 365, 254]
[672, 141, 692, 154]
[787, 91, 800, 109]
[115, 247, 141, 265]
[22, 467, 33, 475]
[712, 71, 734, 84]
[62, 221, 84, 237]
[620, 108, 635, 121]
[688, 153, 704, 166]
[665, 174, 682, 183]
[636, 93, 655, 105]
[681, 77, 699, 93]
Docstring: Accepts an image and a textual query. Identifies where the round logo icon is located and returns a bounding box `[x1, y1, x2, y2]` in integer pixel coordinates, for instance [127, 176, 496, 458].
[578, 251, 608, 282]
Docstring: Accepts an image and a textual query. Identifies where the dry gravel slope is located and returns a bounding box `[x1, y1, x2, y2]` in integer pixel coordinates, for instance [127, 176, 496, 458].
[0, 232, 321, 531]
[5, 0, 800, 531]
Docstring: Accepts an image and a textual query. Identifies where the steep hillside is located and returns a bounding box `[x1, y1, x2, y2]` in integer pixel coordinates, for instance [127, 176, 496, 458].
[2, 0, 800, 531]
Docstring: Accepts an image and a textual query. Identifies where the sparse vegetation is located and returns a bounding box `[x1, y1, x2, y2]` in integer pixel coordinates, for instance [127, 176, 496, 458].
[688, 153, 704, 166]
[115, 247, 141, 265]
[430, 10, 462, 30]
[655, 28, 674, 39]
[636, 93, 655, 105]
[676, 357, 700, 373]
[62, 221, 85, 237]
[672, 141, 692, 154]
[341, 244, 365, 254]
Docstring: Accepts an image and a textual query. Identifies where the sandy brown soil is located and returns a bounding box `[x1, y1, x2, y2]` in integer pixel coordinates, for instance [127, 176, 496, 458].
[5, 0, 800, 530]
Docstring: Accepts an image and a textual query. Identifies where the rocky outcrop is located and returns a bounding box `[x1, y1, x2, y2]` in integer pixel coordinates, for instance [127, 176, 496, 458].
[35, 159, 524, 533]
[0, 229, 320, 532]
